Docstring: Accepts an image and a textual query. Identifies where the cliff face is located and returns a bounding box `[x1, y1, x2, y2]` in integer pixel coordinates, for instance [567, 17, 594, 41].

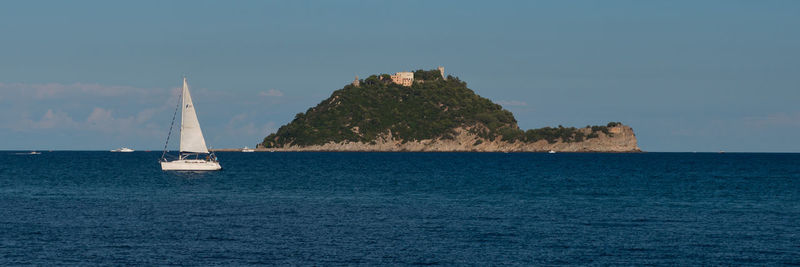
[260, 69, 641, 152]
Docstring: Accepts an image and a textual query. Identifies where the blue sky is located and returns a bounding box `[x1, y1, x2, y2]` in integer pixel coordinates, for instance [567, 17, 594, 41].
[1, 1, 798, 152]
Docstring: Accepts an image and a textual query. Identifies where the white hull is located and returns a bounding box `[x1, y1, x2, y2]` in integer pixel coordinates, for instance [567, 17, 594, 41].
[161, 159, 221, 171]
[159, 78, 221, 171]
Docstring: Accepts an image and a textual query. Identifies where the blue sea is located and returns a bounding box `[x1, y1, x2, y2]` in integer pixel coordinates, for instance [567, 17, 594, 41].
[1, 152, 798, 265]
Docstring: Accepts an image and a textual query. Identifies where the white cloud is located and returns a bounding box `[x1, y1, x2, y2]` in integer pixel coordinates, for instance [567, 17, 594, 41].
[0, 82, 173, 133]
[497, 100, 527, 107]
[14, 109, 79, 130]
[84, 107, 139, 134]
[0, 81, 285, 149]
[229, 113, 248, 123]
[259, 89, 284, 97]
[218, 112, 277, 146]
[225, 113, 256, 135]
[6, 106, 163, 139]
[136, 108, 159, 123]
[87, 107, 114, 124]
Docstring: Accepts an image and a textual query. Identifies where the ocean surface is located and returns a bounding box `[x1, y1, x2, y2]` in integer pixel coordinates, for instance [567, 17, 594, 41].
[1, 151, 798, 265]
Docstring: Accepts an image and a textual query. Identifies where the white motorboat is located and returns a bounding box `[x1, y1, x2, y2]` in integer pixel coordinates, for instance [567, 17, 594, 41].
[110, 147, 134, 152]
[159, 77, 221, 171]
[548, 150, 556, 154]
[241, 147, 255, 152]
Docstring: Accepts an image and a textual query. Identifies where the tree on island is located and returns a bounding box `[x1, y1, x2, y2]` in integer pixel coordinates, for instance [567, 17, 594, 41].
[261, 68, 625, 148]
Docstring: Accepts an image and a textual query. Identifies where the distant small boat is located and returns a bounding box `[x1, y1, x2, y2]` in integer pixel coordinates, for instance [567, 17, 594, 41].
[28, 151, 41, 155]
[111, 147, 134, 152]
[241, 147, 255, 152]
[548, 150, 556, 154]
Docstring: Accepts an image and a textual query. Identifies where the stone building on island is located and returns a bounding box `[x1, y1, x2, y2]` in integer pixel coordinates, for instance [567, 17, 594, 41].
[390, 72, 414, 86]
[354, 66, 446, 87]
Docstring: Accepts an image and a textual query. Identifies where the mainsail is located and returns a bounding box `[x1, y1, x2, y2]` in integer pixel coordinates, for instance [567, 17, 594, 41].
[179, 77, 210, 153]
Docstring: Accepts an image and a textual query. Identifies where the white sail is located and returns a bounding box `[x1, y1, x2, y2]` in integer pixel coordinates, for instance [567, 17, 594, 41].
[179, 77, 210, 153]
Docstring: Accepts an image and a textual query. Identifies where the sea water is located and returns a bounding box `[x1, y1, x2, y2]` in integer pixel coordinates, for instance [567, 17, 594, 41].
[0, 151, 798, 265]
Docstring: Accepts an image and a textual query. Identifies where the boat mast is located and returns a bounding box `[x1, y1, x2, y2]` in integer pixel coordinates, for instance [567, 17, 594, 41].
[160, 78, 184, 161]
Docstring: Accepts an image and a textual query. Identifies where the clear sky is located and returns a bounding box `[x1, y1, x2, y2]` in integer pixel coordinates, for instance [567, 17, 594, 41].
[1, 1, 798, 152]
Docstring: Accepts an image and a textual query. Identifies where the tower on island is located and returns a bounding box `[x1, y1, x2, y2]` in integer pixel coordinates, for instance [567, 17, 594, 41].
[438, 66, 445, 79]
[352, 75, 360, 87]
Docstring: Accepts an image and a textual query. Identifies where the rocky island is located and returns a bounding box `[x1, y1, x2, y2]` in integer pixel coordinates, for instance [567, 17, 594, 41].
[259, 68, 640, 152]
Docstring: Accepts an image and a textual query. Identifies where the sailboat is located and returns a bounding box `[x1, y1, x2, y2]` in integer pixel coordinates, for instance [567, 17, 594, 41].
[160, 77, 221, 171]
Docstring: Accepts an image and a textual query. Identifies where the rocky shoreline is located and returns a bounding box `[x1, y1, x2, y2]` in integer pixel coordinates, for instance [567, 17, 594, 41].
[236, 125, 640, 153]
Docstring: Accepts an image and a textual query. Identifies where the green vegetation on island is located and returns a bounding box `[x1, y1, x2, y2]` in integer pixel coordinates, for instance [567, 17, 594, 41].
[261, 69, 623, 148]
